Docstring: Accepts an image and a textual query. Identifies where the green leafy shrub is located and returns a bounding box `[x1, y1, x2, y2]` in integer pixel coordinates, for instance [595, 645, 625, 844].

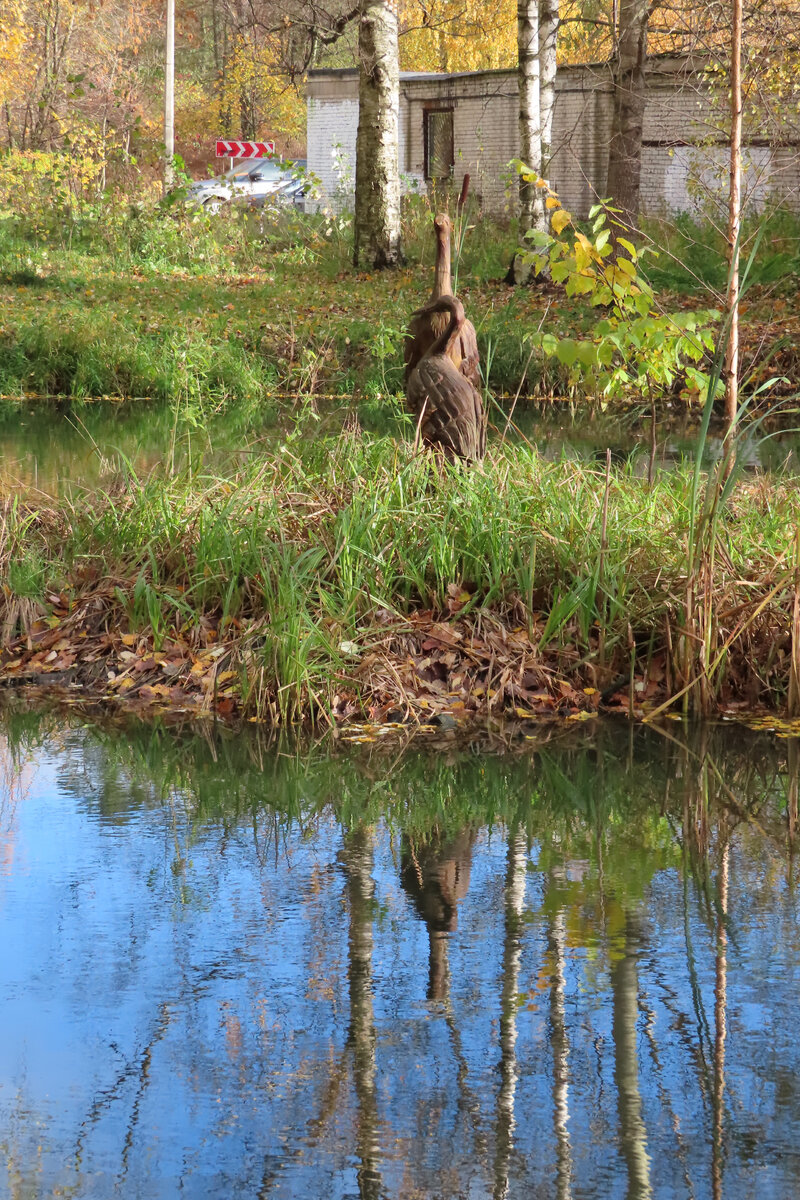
[511, 165, 720, 402]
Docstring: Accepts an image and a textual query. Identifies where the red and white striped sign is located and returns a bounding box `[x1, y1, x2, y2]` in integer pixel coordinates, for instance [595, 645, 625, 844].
[215, 140, 275, 159]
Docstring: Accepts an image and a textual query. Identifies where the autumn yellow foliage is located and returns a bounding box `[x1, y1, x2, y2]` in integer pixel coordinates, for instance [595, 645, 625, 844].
[216, 34, 305, 147]
[0, 0, 32, 105]
[400, 0, 516, 71]
[398, 0, 621, 72]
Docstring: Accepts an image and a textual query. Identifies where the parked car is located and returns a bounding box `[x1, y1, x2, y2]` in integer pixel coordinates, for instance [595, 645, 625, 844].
[267, 175, 308, 213]
[185, 159, 307, 213]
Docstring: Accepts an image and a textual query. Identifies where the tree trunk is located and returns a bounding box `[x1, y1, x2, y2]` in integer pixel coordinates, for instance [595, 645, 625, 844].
[517, 0, 543, 233]
[353, 0, 402, 269]
[610, 912, 652, 1199]
[342, 827, 383, 1200]
[539, 0, 559, 181]
[549, 908, 573, 1200]
[492, 828, 527, 1200]
[164, 0, 175, 194]
[724, 0, 743, 439]
[605, 0, 648, 237]
[508, 0, 548, 285]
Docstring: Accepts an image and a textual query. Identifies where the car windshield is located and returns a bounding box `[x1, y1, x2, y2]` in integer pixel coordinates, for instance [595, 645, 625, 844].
[223, 160, 284, 182]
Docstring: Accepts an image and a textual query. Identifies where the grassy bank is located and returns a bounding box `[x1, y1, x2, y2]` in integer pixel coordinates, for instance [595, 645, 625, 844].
[3, 427, 800, 723]
[1, 198, 798, 414]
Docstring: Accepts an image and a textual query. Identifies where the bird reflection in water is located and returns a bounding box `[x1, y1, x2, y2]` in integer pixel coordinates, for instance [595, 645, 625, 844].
[400, 827, 476, 1001]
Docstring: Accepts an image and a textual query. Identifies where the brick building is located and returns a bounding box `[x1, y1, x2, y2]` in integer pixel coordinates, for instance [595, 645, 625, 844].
[306, 55, 800, 218]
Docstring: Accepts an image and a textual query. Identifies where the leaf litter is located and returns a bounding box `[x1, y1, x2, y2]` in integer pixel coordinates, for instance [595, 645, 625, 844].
[0, 580, 673, 727]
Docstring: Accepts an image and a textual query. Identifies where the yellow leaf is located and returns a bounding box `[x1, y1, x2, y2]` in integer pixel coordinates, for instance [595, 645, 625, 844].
[545, 196, 560, 209]
[551, 209, 572, 235]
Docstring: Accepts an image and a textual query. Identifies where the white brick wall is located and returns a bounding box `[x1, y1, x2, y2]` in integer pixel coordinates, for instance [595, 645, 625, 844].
[307, 59, 800, 219]
[306, 97, 358, 211]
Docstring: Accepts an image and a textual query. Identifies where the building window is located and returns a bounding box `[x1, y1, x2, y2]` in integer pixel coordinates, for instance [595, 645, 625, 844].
[425, 109, 454, 180]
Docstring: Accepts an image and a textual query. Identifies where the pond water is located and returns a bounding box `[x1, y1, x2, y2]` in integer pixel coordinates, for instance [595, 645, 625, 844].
[1, 710, 799, 1198]
[3, 400, 800, 494]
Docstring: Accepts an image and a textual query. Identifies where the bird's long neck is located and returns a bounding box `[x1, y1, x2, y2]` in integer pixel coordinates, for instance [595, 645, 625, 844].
[431, 225, 452, 299]
[427, 300, 462, 359]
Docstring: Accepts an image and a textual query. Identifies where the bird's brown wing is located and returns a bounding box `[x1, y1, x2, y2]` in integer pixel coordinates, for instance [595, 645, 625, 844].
[404, 312, 429, 382]
[405, 310, 450, 382]
[408, 357, 486, 462]
[456, 318, 481, 389]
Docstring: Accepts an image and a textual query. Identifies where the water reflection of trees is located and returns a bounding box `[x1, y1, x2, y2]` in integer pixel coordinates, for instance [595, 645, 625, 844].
[4, 705, 800, 1196]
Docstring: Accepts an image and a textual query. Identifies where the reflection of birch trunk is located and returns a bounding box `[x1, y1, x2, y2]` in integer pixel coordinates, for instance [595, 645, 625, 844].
[788, 740, 798, 857]
[493, 828, 527, 1200]
[343, 827, 383, 1200]
[712, 843, 729, 1200]
[549, 909, 573, 1200]
[611, 913, 652, 1199]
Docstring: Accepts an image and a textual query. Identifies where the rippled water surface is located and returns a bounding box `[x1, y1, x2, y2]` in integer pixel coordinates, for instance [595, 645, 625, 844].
[1, 711, 799, 1198]
[4, 401, 800, 494]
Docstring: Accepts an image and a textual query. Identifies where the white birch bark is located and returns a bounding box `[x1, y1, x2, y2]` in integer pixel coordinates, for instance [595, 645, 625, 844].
[517, 0, 544, 233]
[353, 0, 402, 269]
[492, 829, 527, 1199]
[611, 913, 653, 1198]
[164, 0, 175, 195]
[510, 0, 555, 284]
[539, 0, 559, 181]
[342, 827, 383, 1199]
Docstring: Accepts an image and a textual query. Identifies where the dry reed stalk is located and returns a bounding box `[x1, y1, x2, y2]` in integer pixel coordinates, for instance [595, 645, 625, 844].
[412, 399, 429, 456]
[682, 569, 694, 700]
[598, 449, 611, 670]
[789, 525, 800, 716]
[646, 568, 793, 722]
[698, 558, 713, 716]
[499, 345, 536, 444]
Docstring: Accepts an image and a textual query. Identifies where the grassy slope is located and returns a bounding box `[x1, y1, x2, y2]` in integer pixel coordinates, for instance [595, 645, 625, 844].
[0, 210, 548, 405]
[2, 204, 796, 413]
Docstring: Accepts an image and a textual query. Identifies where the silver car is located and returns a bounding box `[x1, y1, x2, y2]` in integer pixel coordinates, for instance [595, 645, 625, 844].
[185, 159, 306, 212]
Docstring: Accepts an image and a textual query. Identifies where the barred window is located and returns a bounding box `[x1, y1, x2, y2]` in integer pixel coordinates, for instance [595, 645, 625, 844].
[425, 109, 454, 181]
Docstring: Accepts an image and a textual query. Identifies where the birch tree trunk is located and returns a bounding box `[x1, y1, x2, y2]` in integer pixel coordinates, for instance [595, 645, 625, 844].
[342, 827, 383, 1200]
[353, 0, 402, 269]
[492, 828, 527, 1200]
[517, 0, 543, 233]
[164, 0, 175, 194]
[539, 0, 559, 182]
[610, 912, 652, 1199]
[508, 0, 548, 284]
[605, 0, 648, 237]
